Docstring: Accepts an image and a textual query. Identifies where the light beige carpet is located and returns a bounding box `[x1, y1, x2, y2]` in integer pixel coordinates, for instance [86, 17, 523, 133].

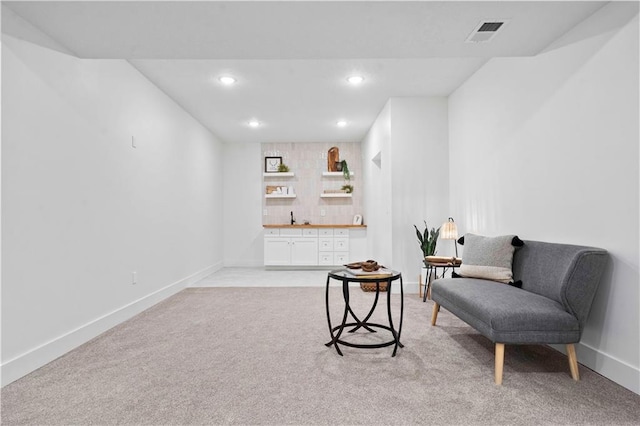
[2, 287, 639, 425]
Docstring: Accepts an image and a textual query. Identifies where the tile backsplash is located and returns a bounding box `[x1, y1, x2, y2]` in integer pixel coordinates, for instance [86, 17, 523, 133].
[262, 142, 363, 225]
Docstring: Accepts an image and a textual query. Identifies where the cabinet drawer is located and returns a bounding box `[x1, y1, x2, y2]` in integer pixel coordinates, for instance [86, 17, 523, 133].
[280, 228, 303, 236]
[334, 229, 349, 237]
[319, 238, 334, 251]
[319, 229, 334, 236]
[318, 253, 334, 265]
[303, 229, 318, 237]
[264, 228, 280, 236]
[334, 238, 349, 251]
[334, 252, 349, 265]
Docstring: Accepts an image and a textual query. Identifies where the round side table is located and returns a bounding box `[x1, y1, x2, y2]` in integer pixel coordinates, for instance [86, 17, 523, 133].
[325, 269, 404, 357]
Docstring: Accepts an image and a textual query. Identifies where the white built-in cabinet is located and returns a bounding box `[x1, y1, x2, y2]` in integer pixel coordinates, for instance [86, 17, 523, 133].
[318, 229, 350, 266]
[264, 228, 319, 266]
[264, 228, 350, 266]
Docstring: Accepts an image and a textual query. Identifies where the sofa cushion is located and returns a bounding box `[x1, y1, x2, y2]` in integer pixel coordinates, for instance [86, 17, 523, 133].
[432, 278, 581, 344]
[458, 234, 519, 284]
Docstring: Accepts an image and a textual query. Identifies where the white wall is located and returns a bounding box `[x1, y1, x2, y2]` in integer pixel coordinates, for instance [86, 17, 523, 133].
[361, 98, 449, 291]
[1, 34, 225, 385]
[361, 101, 392, 267]
[449, 3, 639, 393]
[223, 143, 264, 266]
[389, 98, 450, 285]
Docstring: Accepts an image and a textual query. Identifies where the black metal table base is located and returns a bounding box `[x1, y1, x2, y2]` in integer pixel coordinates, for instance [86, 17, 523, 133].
[325, 270, 404, 357]
[422, 263, 459, 302]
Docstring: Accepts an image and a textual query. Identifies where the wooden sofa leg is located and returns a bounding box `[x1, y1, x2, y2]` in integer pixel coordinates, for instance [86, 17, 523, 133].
[495, 343, 505, 385]
[431, 303, 440, 326]
[567, 344, 580, 381]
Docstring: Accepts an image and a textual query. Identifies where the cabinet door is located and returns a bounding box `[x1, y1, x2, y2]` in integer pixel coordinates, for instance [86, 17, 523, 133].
[290, 238, 318, 265]
[264, 238, 291, 265]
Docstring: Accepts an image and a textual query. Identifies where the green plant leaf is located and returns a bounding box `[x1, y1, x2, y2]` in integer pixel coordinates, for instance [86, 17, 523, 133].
[414, 225, 424, 245]
[341, 160, 350, 181]
[415, 221, 442, 256]
[422, 221, 429, 244]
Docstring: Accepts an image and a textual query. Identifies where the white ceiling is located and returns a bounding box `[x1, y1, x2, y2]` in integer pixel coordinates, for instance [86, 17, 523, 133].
[4, 1, 606, 144]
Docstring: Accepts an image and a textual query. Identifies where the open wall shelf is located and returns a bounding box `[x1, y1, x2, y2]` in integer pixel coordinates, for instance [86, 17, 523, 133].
[320, 193, 352, 198]
[264, 172, 294, 177]
[322, 172, 354, 177]
[265, 194, 297, 199]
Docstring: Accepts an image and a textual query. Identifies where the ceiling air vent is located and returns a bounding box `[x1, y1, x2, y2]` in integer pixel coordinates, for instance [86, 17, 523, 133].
[466, 21, 507, 43]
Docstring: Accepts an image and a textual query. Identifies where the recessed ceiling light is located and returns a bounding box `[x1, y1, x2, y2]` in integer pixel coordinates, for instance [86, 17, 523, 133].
[347, 75, 365, 85]
[219, 76, 236, 85]
[248, 120, 261, 128]
[337, 120, 347, 127]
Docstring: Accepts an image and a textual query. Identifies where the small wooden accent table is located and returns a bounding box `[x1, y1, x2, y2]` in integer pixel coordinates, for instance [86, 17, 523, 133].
[422, 262, 460, 302]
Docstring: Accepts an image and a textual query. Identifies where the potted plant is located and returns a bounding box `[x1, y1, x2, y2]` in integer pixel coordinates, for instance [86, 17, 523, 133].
[341, 184, 353, 194]
[340, 160, 350, 181]
[278, 163, 290, 172]
[414, 221, 440, 267]
[415, 221, 440, 299]
[339, 160, 353, 193]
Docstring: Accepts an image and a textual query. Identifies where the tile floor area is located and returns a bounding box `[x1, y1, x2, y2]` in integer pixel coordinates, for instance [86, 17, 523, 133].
[192, 267, 333, 288]
[193, 267, 414, 295]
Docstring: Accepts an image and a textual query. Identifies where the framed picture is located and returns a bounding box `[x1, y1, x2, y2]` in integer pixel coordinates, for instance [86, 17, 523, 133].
[265, 156, 282, 173]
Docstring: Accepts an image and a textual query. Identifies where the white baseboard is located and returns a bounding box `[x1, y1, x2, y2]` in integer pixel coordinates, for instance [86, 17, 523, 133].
[1, 263, 220, 387]
[550, 342, 640, 395]
[390, 280, 420, 294]
[206, 261, 224, 274]
[223, 259, 264, 267]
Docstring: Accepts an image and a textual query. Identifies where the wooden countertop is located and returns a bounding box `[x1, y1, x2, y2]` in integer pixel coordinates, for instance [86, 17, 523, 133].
[263, 224, 367, 228]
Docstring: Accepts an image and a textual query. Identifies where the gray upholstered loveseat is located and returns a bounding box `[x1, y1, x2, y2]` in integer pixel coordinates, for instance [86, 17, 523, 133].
[430, 239, 608, 385]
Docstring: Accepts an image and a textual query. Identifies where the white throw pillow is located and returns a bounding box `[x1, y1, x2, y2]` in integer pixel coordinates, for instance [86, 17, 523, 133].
[458, 234, 520, 284]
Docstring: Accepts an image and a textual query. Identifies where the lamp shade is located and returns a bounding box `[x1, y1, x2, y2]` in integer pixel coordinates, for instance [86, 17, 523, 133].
[441, 217, 458, 240]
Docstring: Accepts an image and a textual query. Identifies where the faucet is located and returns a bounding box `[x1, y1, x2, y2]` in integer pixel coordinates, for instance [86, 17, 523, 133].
[290, 211, 296, 225]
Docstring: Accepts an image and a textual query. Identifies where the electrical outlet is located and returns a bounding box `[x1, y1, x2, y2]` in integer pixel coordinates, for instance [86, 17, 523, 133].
[132, 271, 137, 285]
[320, 209, 326, 217]
[132, 136, 136, 148]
